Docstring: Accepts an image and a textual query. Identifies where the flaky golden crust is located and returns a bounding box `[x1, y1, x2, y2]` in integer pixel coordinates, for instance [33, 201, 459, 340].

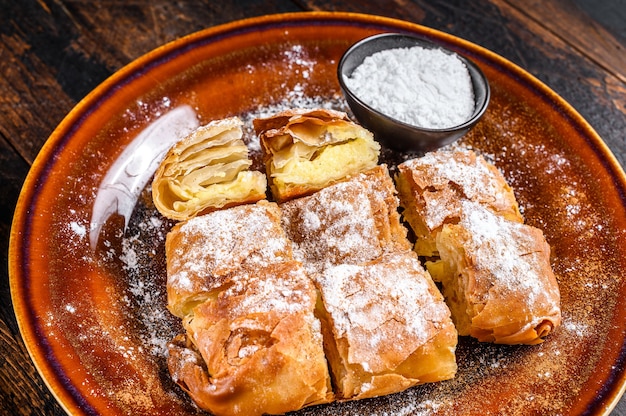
[165, 200, 292, 318]
[254, 108, 380, 202]
[433, 202, 561, 345]
[168, 262, 332, 416]
[396, 149, 522, 257]
[316, 252, 457, 400]
[396, 149, 561, 345]
[280, 165, 410, 270]
[165, 201, 332, 415]
[152, 117, 266, 220]
[279, 167, 457, 400]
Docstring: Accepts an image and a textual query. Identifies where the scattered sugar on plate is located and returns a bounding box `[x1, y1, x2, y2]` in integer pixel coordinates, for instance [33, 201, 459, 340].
[72, 67, 615, 415]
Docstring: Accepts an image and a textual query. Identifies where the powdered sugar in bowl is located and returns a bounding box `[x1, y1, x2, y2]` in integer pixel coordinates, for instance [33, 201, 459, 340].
[338, 33, 490, 152]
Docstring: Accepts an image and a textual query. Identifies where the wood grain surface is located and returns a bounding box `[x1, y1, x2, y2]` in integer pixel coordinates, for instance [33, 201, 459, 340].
[1, 0, 624, 415]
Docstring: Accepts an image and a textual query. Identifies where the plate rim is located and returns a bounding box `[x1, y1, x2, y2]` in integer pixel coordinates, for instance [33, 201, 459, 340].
[9, 10, 626, 416]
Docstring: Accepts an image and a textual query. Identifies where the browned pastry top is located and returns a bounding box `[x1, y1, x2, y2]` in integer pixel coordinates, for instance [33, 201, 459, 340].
[166, 200, 292, 317]
[398, 149, 522, 232]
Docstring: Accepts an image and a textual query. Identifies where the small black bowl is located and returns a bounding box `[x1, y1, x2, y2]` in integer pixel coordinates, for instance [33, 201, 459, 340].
[338, 33, 490, 152]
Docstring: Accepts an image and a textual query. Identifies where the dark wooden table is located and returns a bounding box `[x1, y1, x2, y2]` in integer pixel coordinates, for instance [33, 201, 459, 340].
[1, 1, 624, 415]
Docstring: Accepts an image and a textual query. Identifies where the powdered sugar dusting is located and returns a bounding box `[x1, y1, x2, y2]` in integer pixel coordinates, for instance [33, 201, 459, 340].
[281, 179, 382, 272]
[51, 43, 624, 415]
[225, 264, 313, 317]
[318, 252, 450, 371]
[117, 209, 179, 358]
[457, 201, 559, 312]
[418, 150, 506, 201]
[283, 44, 316, 80]
[279, 168, 455, 383]
[401, 149, 520, 230]
[168, 202, 290, 293]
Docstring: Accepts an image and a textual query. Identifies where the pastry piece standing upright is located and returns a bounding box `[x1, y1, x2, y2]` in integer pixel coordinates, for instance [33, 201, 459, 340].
[396, 149, 561, 345]
[165, 201, 332, 416]
[396, 149, 521, 257]
[153, 117, 266, 220]
[254, 108, 380, 202]
[281, 166, 457, 401]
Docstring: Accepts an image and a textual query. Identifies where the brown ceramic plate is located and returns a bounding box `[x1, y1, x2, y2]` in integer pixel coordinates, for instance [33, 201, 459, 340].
[9, 12, 626, 416]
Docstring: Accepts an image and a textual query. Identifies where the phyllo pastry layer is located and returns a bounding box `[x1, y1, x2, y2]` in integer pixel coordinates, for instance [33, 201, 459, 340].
[153, 117, 266, 220]
[396, 149, 561, 345]
[396, 149, 521, 257]
[280, 166, 457, 400]
[429, 201, 561, 345]
[254, 108, 380, 202]
[280, 165, 410, 271]
[315, 251, 458, 400]
[166, 200, 291, 318]
[165, 201, 332, 416]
